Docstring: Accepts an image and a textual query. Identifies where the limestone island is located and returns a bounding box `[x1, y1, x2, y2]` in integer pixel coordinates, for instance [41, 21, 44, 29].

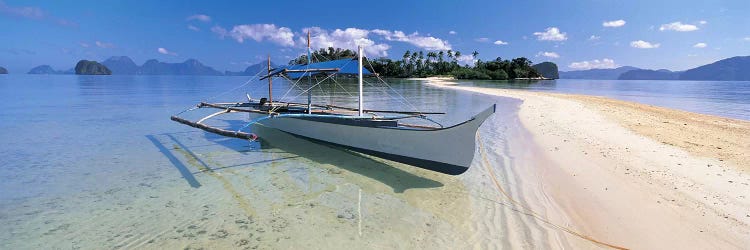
[75, 60, 112, 75]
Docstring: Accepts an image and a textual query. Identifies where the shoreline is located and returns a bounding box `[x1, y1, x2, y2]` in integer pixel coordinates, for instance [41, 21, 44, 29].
[426, 80, 750, 249]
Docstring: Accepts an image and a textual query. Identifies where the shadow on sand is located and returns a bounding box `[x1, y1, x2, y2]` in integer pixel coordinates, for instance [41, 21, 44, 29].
[145, 134, 202, 188]
[150, 117, 444, 193]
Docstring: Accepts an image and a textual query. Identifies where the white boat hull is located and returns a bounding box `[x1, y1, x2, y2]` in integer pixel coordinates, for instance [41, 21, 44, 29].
[249, 105, 495, 175]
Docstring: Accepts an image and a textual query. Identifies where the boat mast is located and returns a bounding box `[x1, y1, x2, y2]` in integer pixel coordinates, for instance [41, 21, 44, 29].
[267, 54, 272, 107]
[357, 46, 364, 116]
[306, 31, 312, 114]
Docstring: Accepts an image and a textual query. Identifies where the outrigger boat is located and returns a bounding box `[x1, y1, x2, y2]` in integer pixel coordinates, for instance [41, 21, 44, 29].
[171, 34, 495, 175]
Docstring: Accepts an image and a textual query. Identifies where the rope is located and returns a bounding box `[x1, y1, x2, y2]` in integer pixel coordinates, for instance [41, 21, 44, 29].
[364, 57, 422, 113]
[476, 133, 628, 250]
[271, 70, 340, 113]
[329, 75, 355, 97]
[205, 70, 264, 102]
[237, 115, 275, 134]
[172, 67, 264, 116]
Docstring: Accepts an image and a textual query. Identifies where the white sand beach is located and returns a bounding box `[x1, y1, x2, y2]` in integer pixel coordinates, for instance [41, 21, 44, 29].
[426, 79, 750, 249]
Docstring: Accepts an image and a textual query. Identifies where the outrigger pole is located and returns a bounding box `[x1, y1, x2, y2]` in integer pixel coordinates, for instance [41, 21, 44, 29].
[358, 46, 364, 117]
[306, 30, 312, 114]
[267, 54, 272, 106]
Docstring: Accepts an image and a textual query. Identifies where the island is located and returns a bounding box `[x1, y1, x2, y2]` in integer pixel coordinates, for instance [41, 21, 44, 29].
[101, 56, 222, 75]
[75, 60, 112, 75]
[531, 62, 559, 79]
[618, 69, 679, 80]
[0, 67, 7, 74]
[292, 47, 550, 80]
[28, 65, 64, 74]
[679, 56, 750, 81]
[561, 56, 750, 81]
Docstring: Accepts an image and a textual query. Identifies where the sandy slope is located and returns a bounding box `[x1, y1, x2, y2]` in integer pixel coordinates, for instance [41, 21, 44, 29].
[427, 81, 750, 249]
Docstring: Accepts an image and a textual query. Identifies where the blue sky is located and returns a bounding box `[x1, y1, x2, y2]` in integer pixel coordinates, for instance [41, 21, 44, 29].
[1, 0, 749, 73]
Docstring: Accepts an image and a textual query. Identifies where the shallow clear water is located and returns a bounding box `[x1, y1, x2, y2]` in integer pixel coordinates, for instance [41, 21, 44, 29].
[0, 75, 517, 249]
[458, 79, 750, 120]
[2, 75, 747, 249]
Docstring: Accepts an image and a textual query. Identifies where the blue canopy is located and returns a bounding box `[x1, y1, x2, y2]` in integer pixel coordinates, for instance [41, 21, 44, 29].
[262, 58, 373, 80]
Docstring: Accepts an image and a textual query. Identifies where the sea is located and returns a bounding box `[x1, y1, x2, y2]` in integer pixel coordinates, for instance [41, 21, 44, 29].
[460, 79, 750, 121]
[0, 75, 747, 249]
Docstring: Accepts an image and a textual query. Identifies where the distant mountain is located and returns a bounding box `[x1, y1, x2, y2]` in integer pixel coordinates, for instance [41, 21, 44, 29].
[225, 61, 278, 76]
[679, 56, 750, 81]
[618, 69, 680, 80]
[75, 60, 112, 75]
[98, 56, 224, 75]
[102, 56, 139, 74]
[0, 67, 7, 74]
[560, 66, 640, 80]
[137, 59, 222, 75]
[531, 62, 559, 79]
[28, 65, 64, 74]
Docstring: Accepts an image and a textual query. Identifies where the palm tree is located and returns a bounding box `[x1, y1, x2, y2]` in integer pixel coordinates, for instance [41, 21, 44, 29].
[452, 51, 462, 69]
[402, 50, 411, 74]
[426, 51, 438, 74]
[472, 51, 479, 59]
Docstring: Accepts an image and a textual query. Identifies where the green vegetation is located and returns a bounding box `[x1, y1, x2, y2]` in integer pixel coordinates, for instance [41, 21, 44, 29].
[289, 47, 545, 80]
[289, 47, 357, 65]
[532, 62, 559, 79]
[75, 60, 112, 75]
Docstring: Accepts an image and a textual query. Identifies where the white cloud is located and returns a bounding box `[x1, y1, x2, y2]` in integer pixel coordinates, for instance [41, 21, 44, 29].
[210, 25, 227, 37]
[589, 35, 601, 41]
[630, 40, 660, 49]
[568, 58, 617, 70]
[448, 30, 456, 35]
[699, 20, 707, 25]
[659, 22, 699, 32]
[211, 24, 452, 56]
[602, 19, 626, 27]
[95, 41, 114, 48]
[187, 25, 200, 31]
[157, 47, 178, 56]
[303, 27, 390, 57]
[693, 42, 707, 48]
[474, 37, 489, 43]
[536, 51, 559, 58]
[0, 1, 77, 27]
[79, 42, 89, 48]
[456, 55, 476, 66]
[493, 40, 508, 45]
[186, 14, 211, 22]
[371, 29, 451, 50]
[744, 37, 750, 41]
[0, 1, 45, 19]
[216, 24, 296, 47]
[533, 27, 567, 41]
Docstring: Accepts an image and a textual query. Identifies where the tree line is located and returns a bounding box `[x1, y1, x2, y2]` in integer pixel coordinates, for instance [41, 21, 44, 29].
[290, 47, 542, 80]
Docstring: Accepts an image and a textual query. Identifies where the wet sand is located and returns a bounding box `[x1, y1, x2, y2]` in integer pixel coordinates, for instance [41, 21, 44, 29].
[427, 80, 750, 249]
